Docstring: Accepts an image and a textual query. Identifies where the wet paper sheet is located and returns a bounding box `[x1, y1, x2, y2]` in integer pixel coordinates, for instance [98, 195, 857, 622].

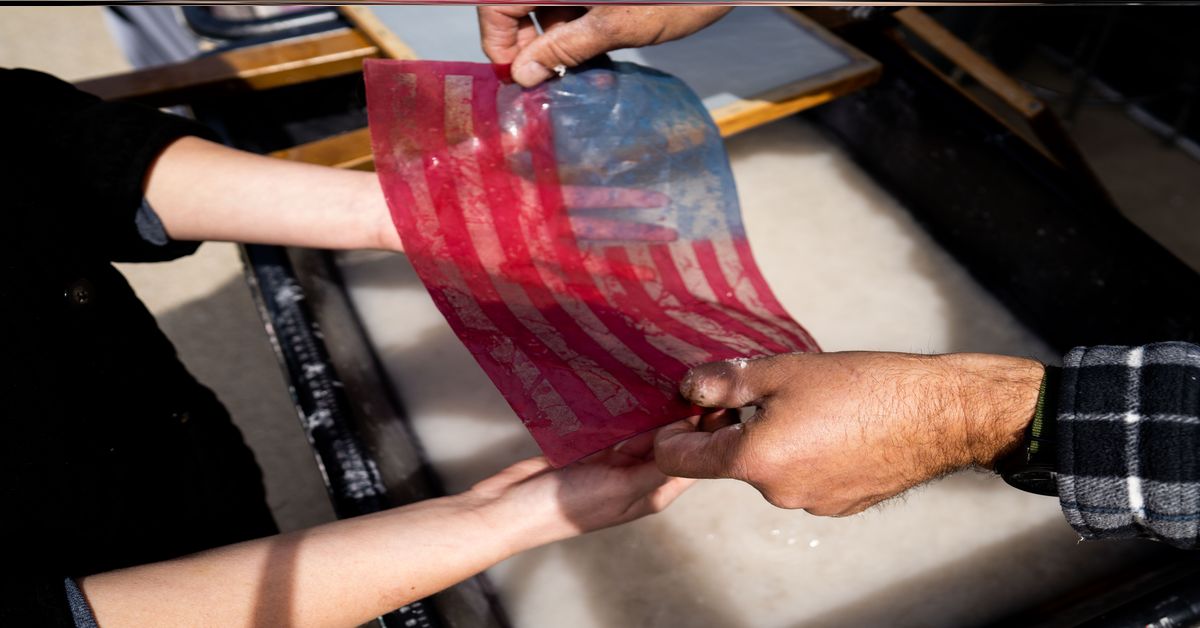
[365, 58, 818, 465]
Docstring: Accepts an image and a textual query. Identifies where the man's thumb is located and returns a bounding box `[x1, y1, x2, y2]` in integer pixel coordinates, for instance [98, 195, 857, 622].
[510, 17, 614, 87]
[680, 356, 792, 410]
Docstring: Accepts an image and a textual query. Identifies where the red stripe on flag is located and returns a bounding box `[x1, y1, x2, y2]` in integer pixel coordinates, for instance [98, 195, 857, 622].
[367, 67, 579, 432]
[414, 68, 610, 431]
[693, 239, 813, 351]
[466, 73, 677, 417]
[603, 246, 758, 365]
[369, 149, 552, 427]
[648, 243, 795, 355]
[517, 89, 704, 383]
[733, 239, 821, 351]
[516, 85, 701, 453]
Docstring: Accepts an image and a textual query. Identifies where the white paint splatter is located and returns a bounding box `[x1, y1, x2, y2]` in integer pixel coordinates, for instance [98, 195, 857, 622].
[303, 408, 334, 434]
[274, 281, 304, 306]
[303, 363, 326, 378]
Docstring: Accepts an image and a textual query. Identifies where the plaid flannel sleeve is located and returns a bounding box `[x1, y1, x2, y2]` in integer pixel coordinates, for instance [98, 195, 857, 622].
[1057, 342, 1200, 548]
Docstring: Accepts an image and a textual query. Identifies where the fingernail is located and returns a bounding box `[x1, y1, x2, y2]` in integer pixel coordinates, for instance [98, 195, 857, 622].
[515, 61, 553, 87]
[682, 368, 737, 408]
[679, 369, 701, 399]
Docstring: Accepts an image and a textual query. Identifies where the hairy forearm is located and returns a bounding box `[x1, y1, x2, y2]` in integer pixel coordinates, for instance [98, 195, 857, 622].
[144, 136, 400, 252]
[81, 493, 535, 627]
[945, 353, 1045, 469]
[659, 350, 1046, 516]
[883, 352, 1043, 478]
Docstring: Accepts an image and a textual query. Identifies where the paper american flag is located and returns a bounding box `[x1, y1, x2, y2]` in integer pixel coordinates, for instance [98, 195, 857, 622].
[365, 59, 818, 466]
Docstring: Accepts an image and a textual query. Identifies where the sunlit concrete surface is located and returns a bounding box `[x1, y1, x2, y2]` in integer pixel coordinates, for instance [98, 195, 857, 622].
[0, 7, 128, 80]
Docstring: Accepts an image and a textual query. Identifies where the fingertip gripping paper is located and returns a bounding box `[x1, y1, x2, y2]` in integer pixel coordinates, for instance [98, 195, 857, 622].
[365, 58, 818, 466]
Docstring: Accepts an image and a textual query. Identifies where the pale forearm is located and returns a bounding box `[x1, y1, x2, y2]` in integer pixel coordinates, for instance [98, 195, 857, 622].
[77, 449, 687, 625]
[144, 136, 399, 252]
[81, 494, 527, 627]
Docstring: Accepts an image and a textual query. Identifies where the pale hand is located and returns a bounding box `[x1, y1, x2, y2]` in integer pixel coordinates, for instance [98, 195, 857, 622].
[654, 352, 1044, 516]
[468, 431, 693, 551]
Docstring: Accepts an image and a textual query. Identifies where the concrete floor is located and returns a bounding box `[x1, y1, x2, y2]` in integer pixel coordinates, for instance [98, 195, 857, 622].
[3, 6, 1198, 544]
[0, 7, 127, 81]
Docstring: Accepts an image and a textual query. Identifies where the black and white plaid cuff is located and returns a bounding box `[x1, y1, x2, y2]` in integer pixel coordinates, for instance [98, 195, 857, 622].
[1057, 342, 1200, 548]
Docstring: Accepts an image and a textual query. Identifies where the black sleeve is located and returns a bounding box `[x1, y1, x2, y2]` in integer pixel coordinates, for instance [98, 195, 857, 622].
[0, 576, 79, 628]
[2, 67, 218, 262]
[1056, 342, 1200, 548]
